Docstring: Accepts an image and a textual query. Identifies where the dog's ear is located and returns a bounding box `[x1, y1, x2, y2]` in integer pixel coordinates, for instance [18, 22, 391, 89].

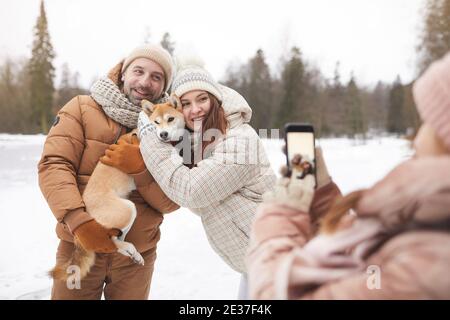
[169, 93, 182, 111]
[141, 99, 155, 115]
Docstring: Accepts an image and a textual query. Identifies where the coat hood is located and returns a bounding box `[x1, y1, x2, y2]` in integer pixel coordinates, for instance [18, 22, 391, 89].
[218, 84, 252, 129]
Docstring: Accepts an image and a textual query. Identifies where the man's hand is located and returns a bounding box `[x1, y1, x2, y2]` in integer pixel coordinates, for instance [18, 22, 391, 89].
[73, 220, 119, 253]
[100, 134, 147, 174]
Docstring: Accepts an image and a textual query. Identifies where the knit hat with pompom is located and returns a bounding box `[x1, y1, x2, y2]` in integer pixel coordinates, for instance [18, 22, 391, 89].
[171, 55, 223, 101]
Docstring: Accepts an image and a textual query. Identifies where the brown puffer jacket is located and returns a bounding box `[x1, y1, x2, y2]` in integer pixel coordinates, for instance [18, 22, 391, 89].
[38, 94, 179, 253]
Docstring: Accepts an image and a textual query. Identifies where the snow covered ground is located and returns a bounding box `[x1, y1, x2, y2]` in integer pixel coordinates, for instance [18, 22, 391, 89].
[0, 134, 412, 300]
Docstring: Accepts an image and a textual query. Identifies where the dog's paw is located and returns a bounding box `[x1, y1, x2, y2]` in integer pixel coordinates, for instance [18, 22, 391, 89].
[114, 240, 145, 266]
[128, 250, 145, 266]
[133, 254, 145, 266]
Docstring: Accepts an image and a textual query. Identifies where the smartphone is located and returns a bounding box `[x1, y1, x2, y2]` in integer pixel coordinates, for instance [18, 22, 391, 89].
[284, 123, 317, 188]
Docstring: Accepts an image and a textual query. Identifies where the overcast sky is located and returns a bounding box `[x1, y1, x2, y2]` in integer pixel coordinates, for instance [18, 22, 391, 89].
[1, 0, 425, 88]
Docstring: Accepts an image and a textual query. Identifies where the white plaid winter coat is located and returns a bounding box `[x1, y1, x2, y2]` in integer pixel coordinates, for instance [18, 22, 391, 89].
[138, 85, 276, 273]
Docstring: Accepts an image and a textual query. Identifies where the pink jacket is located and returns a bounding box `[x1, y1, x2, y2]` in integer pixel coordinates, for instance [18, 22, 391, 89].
[247, 159, 450, 299]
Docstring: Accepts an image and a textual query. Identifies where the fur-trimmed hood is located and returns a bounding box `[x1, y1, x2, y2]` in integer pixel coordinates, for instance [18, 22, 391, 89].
[218, 84, 253, 129]
[106, 60, 126, 90]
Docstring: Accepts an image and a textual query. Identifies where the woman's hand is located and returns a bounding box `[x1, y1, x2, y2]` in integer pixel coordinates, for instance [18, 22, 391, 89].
[263, 154, 316, 213]
[137, 110, 156, 140]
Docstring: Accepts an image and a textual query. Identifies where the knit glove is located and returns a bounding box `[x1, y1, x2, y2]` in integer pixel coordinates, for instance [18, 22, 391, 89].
[100, 133, 147, 174]
[137, 110, 156, 140]
[263, 155, 316, 213]
[73, 219, 119, 253]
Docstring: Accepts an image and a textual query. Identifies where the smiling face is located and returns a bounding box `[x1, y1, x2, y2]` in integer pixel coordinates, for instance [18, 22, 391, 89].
[180, 90, 212, 131]
[121, 58, 165, 105]
[413, 123, 448, 157]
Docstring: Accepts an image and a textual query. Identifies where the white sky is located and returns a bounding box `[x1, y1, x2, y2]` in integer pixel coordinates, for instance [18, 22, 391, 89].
[0, 0, 425, 88]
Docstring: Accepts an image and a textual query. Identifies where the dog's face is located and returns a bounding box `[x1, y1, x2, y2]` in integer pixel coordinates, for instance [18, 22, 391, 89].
[141, 94, 186, 142]
[290, 154, 314, 180]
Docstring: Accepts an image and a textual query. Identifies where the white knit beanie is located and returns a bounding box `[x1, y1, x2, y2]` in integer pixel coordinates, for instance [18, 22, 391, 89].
[121, 44, 174, 92]
[172, 55, 223, 101]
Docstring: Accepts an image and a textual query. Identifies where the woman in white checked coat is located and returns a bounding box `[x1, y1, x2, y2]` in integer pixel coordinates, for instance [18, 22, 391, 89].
[137, 58, 276, 297]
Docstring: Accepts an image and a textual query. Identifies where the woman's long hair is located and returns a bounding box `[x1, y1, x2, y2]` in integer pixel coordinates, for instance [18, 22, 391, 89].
[183, 93, 228, 168]
[320, 190, 365, 234]
[199, 93, 228, 158]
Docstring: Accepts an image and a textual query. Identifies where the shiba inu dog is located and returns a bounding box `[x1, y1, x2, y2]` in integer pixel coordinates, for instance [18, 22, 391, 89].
[50, 95, 185, 282]
[141, 94, 185, 142]
[50, 129, 145, 282]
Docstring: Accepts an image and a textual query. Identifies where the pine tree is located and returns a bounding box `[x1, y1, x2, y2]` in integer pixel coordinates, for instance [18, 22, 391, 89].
[222, 63, 242, 91]
[0, 58, 33, 133]
[55, 63, 86, 113]
[57, 63, 71, 106]
[310, 78, 328, 137]
[245, 49, 274, 130]
[345, 74, 366, 139]
[417, 0, 450, 72]
[368, 81, 389, 131]
[28, 0, 55, 133]
[387, 76, 406, 134]
[160, 32, 175, 55]
[300, 65, 324, 135]
[401, 83, 421, 135]
[0, 60, 20, 132]
[275, 47, 305, 130]
[326, 62, 347, 135]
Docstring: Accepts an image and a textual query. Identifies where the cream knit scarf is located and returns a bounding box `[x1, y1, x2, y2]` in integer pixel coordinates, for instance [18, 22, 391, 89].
[90, 77, 168, 128]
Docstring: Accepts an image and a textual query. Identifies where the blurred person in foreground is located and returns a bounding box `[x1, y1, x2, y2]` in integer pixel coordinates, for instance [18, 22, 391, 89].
[246, 52, 450, 299]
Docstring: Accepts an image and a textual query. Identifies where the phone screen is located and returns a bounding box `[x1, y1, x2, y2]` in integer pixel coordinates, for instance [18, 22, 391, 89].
[286, 131, 316, 187]
[286, 132, 315, 164]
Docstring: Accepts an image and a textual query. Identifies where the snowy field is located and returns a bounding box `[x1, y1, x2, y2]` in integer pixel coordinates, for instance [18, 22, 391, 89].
[0, 134, 412, 300]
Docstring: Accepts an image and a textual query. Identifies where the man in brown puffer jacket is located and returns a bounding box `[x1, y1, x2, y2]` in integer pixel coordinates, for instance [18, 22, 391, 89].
[38, 44, 180, 300]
